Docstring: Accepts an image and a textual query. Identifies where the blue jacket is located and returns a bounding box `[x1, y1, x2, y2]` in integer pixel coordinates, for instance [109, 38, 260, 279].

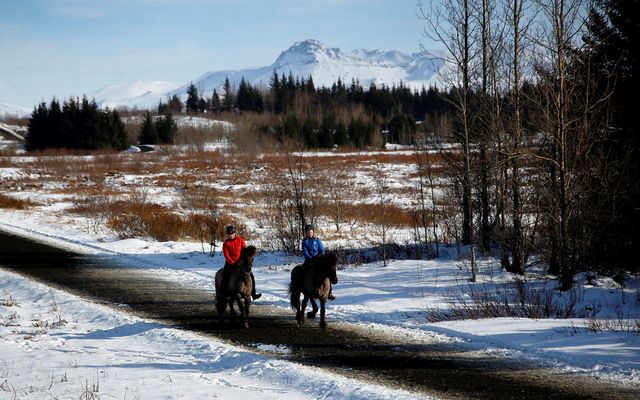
[302, 236, 325, 261]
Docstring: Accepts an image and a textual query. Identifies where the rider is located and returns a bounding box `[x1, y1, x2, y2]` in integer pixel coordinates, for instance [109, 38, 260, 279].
[220, 225, 261, 300]
[301, 224, 335, 300]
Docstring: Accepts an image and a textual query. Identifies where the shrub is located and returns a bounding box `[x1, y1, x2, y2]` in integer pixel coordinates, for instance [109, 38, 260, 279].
[107, 201, 186, 241]
[0, 193, 38, 209]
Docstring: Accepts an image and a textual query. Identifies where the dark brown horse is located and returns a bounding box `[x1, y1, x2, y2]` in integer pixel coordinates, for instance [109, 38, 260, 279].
[215, 246, 256, 328]
[288, 253, 338, 328]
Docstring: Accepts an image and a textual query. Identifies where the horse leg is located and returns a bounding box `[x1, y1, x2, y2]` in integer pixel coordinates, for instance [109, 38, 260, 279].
[228, 297, 237, 323]
[216, 295, 227, 323]
[240, 295, 251, 328]
[307, 298, 318, 319]
[299, 295, 310, 326]
[319, 298, 327, 329]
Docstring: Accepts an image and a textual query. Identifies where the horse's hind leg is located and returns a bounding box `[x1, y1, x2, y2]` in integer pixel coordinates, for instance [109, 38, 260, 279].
[216, 296, 227, 323]
[319, 299, 327, 329]
[307, 298, 319, 319]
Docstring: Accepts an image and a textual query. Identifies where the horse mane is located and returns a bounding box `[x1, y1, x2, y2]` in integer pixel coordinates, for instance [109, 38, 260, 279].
[316, 252, 338, 269]
[242, 245, 257, 259]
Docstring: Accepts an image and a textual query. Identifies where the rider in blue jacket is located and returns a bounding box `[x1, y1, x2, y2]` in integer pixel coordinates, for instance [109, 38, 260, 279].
[302, 224, 335, 300]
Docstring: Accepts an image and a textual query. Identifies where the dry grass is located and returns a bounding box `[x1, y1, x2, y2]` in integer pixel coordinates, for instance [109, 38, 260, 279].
[0, 193, 38, 209]
[2, 140, 454, 247]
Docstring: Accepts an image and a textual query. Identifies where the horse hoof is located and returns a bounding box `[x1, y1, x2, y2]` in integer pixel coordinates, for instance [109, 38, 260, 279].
[319, 321, 327, 329]
[306, 312, 316, 319]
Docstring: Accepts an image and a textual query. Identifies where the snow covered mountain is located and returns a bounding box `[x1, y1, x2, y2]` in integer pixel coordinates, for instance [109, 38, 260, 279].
[0, 103, 31, 118]
[169, 39, 444, 99]
[92, 39, 444, 109]
[89, 81, 182, 109]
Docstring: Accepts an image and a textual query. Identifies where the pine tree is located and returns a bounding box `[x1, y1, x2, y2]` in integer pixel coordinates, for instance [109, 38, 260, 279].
[25, 101, 49, 151]
[211, 89, 221, 108]
[138, 112, 158, 144]
[157, 113, 178, 144]
[223, 77, 234, 107]
[186, 83, 199, 113]
[168, 95, 183, 114]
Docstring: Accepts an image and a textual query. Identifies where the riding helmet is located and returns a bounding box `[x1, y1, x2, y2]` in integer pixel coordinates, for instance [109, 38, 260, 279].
[226, 225, 236, 234]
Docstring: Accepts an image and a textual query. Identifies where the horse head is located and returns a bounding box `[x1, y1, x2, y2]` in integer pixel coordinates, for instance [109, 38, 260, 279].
[240, 245, 257, 273]
[325, 253, 338, 284]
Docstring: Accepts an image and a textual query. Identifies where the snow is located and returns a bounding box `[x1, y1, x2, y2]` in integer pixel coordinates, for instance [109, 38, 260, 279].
[1, 148, 639, 398]
[90, 80, 183, 110]
[0, 103, 31, 118]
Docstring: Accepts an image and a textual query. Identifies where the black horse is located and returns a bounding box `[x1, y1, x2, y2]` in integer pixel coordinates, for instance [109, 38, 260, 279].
[215, 246, 256, 328]
[288, 253, 338, 328]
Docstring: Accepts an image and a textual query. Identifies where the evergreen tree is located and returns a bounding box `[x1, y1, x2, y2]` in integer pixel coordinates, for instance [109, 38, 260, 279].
[25, 101, 49, 151]
[157, 113, 178, 144]
[168, 95, 183, 114]
[583, 0, 640, 270]
[223, 77, 234, 107]
[137, 112, 158, 144]
[26, 96, 129, 151]
[198, 96, 207, 113]
[105, 109, 128, 150]
[211, 89, 221, 108]
[47, 98, 64, 148]
[186, 83, 199, 113]
[387, 113, 416, 144]
[334, 120, 348, 147]
[302, 117, 319, 148]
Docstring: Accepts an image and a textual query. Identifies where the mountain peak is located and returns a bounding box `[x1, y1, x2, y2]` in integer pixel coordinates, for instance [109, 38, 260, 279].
[275, 39, 340, 66]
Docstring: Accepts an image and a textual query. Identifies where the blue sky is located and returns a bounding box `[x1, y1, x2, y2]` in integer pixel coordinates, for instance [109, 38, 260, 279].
[0, 0, 435, 108]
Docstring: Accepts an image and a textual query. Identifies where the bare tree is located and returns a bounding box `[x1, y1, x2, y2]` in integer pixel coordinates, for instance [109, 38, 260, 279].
[419, 0, 478, 280]
[530, 0, 599, 289]
[263, 144, 322, 254]
[413, 144, 441, 258]
[497, 0, 538, 275]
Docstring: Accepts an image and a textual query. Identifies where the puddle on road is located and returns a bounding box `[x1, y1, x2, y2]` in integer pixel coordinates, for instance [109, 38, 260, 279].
[251, 343, 293, 355]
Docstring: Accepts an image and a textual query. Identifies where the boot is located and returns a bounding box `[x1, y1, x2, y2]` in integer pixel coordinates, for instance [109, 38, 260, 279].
[328, 285, 336, 301]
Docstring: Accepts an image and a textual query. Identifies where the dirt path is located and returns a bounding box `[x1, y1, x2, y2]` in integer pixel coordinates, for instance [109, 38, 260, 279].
[1, 230, 638, 400]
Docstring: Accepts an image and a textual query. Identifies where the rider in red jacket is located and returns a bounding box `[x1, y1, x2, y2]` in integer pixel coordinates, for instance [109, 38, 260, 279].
[220, 225, 261, 300]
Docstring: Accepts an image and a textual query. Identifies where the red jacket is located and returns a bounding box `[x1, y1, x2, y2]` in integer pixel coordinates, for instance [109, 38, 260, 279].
[223, 236, 247, 265]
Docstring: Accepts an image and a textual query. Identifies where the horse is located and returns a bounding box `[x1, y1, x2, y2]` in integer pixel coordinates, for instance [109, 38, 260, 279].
[215, 245, 256, 328]
[288, 253, 338, 328]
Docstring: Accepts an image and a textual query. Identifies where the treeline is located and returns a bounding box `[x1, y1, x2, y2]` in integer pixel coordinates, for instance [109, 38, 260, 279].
[26, 97, 128, 151]
[180, 74, 449, 149]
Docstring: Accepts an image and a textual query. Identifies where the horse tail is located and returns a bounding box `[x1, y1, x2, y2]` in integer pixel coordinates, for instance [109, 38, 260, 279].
[289, 265, 301, 310]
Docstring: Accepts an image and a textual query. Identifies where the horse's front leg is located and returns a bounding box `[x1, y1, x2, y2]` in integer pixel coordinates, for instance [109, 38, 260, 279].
[307, 298, 319, 320]
[299, 295, 309, 326]
[228, 297, 237, 323]
[240, 295, 251, 328]
[319, 298, 327, 329]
